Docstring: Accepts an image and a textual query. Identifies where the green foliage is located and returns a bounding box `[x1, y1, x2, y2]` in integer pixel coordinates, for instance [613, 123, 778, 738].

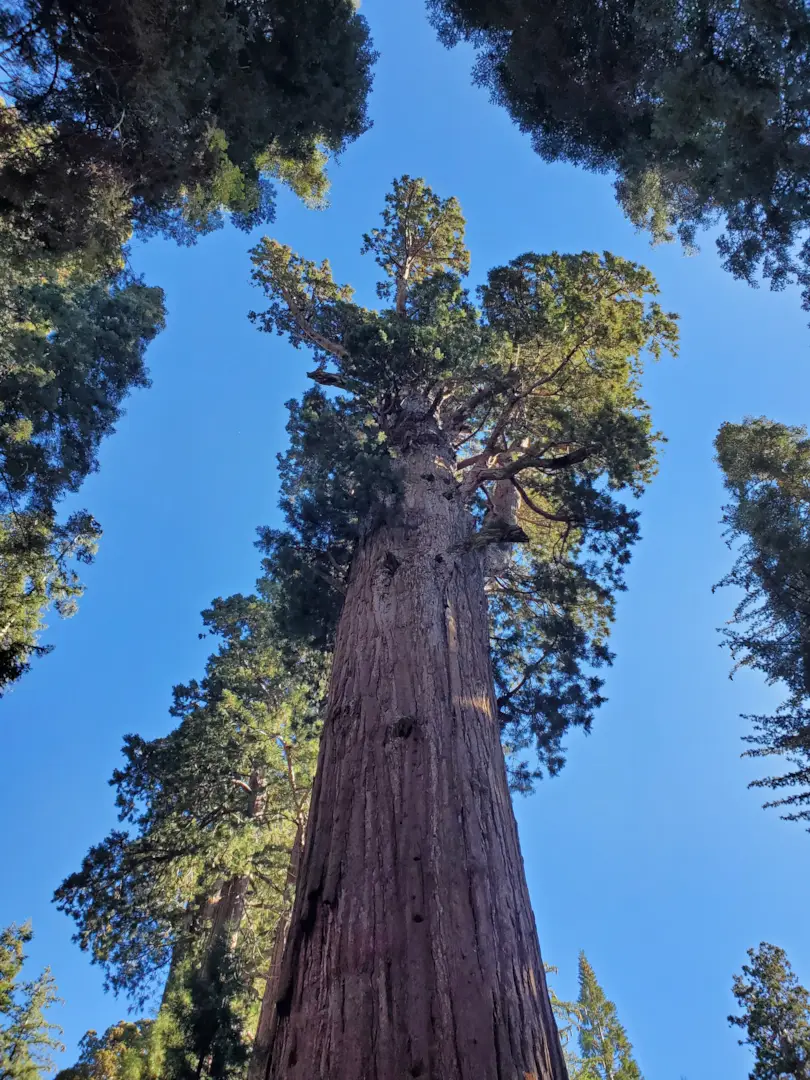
[0, 266, 165, 693]
[0, 923, 63, 1080]
[730, 943, 810, 1079]
[167, 945, 249, 1080]
[361, 175, 470, 309]
[0, 0, 375, 257]
[573, 952, 643, 1080]
[54, 1021, 155, 1080]
[429, 0, 810, 311]
[0, 0, 375, 694]
[545, 956, 643, 1079]
[715, 418, 810, 825]
[0, 511, 99, 690]
[55, 589, 324, 1007]
[256, 387, 400, 647]
[249, 176, 677, 784]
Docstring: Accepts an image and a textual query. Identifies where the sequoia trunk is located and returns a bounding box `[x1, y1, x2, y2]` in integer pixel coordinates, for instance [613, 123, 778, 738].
[265, 406, 567, 1079]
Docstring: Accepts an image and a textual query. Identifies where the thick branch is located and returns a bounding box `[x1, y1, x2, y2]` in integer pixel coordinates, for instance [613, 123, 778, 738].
[444, 375, 518, 437]
[459, 444, 596, 501]
[510, 477, 585, 526]
[477, 445, 595, 482]
[306, 366, 352, 390]
[278, 281, 348, 361]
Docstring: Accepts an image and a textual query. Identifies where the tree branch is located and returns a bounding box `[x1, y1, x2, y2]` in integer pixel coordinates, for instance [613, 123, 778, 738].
[306, 366, 352, 391]
[510, 476, 585, 526]
[277, 280, 348, 361]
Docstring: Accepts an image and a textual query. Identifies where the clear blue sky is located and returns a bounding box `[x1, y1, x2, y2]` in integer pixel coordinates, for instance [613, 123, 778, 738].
[2, 2, 809, 1076]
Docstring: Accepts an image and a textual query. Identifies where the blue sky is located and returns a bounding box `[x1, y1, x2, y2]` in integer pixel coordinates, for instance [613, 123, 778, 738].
[2, 1, 809, 1076]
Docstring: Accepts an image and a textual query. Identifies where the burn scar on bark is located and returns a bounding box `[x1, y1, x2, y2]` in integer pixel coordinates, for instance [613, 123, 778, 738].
[389, 715, 417, 739]
[383, 551, 401, 576]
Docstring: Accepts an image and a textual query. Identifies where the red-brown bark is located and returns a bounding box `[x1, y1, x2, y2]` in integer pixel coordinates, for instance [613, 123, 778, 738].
[265, 404, 567, 1079]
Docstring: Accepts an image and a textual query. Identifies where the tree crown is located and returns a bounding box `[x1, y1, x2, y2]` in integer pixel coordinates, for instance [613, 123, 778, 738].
[249, 176, 678, 783]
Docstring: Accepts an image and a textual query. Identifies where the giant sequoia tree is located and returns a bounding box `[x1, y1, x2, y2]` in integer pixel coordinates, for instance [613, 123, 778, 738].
[716, 417, 810, 826]
[248, 176, 677, 1077]
[429, 0, 810, 310]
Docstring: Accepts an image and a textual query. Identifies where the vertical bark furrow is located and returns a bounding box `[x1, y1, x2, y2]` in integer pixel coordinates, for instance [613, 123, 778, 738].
[266, 434, 567, 1079]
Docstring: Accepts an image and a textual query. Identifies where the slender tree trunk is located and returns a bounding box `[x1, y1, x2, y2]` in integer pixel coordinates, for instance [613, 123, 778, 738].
[265, 401, 567, 1079]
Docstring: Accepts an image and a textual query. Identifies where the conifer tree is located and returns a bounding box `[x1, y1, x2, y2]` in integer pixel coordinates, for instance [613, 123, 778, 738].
[247, 175, 677, 1077]
[429, 0, 810, 312]
[55, 585, 325, 1077]
[730, 943, 810, 1079]
[0, 265, 165, 693]
[715, 418, 810, 825]
[54, 1022, 155, 1080]
[0, 923, 63, 1080]
[573, 952, 643, 1080]
[0, 0, 374, 259]
[0, 0, 375, 693]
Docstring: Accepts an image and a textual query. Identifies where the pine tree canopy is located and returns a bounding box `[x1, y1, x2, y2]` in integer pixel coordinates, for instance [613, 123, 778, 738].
[0, 264, 165, 694]
[730, 943, 810, 1079]
[54, 588, 325, 1007]
[0, 0, 375, 258]
[249, 175, 678, 786]
[0, 922, 63, 1080]
[428, 0, 810, 312]
[715, 417, 810, 825]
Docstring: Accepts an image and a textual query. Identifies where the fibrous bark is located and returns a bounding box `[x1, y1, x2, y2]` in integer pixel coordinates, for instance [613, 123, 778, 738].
[265, 402, 567, 1079]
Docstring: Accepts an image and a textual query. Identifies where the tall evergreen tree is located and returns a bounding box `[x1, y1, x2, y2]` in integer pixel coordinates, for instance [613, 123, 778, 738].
[0, 923, 63, 1080]
[573, 953, 643, 1080]
[55, 585, 325, 1076]
[730, 943, 810, 1079]
[715, 418, 810, 825]
[247, 175, 677, 1077]
[428, 0, 810, 312]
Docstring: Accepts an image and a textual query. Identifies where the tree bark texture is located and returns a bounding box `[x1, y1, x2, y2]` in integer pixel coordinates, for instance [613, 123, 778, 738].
[266, 403, 568, 1079]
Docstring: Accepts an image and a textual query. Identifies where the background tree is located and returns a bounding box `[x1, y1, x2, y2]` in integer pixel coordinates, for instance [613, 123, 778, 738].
[0, 265, 165, 693]
[0, 0, 376, 693]
[0, 0, 375, 259]
[730, 943, 810, 1079]
[715, 418, 810, 825]
[247, 175, 676, 1077]
[55, 585, 325, 1078]
[572, 952, 643, 1080]
[428, 0, 810, 312]
[545, 964, 585, 1075]
[54, 1022, 155, 1080]
[0, 922, 63, 1080]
